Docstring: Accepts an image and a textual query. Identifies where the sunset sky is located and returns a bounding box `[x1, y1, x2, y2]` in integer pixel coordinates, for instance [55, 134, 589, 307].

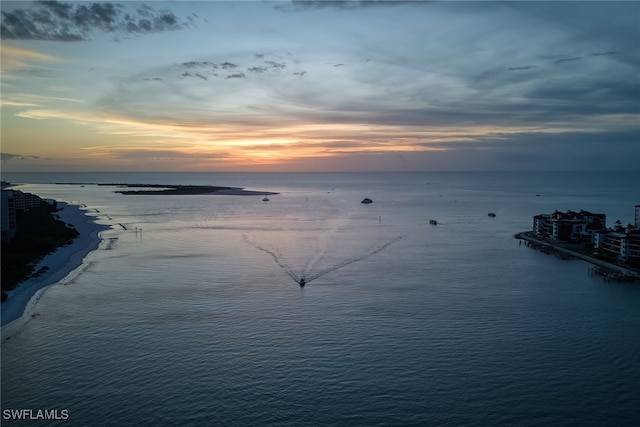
[1, 1, 639, 172]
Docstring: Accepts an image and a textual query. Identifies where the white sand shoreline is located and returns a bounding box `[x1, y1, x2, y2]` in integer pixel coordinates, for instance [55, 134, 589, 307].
[1, 202, 111, 329]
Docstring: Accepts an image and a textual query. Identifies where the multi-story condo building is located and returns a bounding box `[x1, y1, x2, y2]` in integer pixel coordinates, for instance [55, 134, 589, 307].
[1, 189, 45, 242]
[533, 210, 606, 243]
[533, 206, 640, 265]
[1, 190, 17, 240]
[11, 191, 42, 212]
[596, 229, 640, 266]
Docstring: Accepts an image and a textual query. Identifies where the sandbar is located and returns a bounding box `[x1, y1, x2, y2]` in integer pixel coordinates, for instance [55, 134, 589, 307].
[1, 202, 110, 329]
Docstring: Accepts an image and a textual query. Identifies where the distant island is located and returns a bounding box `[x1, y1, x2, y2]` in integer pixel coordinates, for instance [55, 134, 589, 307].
[99, 184, 279, 196]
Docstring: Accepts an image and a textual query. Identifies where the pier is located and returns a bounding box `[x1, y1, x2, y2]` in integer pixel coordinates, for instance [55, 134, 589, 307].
[515, 231, 640, 282]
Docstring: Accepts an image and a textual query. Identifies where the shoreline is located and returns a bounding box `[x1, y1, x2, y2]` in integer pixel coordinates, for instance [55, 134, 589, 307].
[1, 202, 111, 329]
[515, 231, 640, 281]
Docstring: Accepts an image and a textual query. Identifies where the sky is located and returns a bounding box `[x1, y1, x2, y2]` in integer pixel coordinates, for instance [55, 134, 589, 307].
[1, 0, 639, 172]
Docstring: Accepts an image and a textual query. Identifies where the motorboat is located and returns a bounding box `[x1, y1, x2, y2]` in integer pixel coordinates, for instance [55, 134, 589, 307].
[299, 278, 306, 287]
[488, 212, 496, 217]
[429, 219, 437, 225]
[361, 198, 373, 204]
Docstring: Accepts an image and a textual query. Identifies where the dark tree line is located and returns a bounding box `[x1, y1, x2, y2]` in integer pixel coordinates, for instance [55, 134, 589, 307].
[1, 202, 79, 301]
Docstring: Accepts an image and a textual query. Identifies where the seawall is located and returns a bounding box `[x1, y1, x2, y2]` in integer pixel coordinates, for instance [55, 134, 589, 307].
[514, 231, 640, 281]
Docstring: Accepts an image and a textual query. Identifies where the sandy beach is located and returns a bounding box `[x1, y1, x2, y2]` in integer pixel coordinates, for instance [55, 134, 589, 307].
[1, 202, 111, 328]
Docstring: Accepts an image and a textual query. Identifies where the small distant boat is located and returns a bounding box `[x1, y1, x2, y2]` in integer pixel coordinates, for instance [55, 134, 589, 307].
[361, 198, 373, 204]
[488, 212, 496, 217]
[429, 219, 437, 225]
[262, 193, 270, 202]
[299, 277, 306, 287]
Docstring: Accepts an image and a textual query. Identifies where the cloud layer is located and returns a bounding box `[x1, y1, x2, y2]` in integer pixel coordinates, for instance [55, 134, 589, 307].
[1, 1, 190, 41]
[1, 1, 638, 171]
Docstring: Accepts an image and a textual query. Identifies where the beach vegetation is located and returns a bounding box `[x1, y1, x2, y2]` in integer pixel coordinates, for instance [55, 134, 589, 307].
[1, 202, 79, 300]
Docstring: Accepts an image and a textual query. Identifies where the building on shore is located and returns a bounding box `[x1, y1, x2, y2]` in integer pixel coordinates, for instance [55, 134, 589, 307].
[533, 206, 639, 267]
[1, 190, 17, 240]
[10, 190, 42, 212]
[1, 189, 46, 242]
[533, 210, 606, 243]
[594, 229, 640, 266]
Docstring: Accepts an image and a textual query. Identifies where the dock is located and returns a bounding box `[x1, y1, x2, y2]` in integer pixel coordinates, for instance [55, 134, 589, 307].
[515, 231, 640, 282]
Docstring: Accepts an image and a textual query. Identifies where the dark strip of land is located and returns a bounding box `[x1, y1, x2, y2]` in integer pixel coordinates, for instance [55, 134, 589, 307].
[99, 184, 278, 196]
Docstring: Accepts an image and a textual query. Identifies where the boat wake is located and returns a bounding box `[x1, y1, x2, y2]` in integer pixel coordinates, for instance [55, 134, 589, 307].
[243, 234, 403, 286]
[242, 235, 299, 283]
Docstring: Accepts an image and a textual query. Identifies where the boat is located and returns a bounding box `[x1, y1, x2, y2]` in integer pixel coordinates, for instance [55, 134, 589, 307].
[488, 212, 496, 217]
[361, 198, 373, 204]
[299, 277, 306, 287]
[429, 219, 437, 225]
[262, 193, 269, 202]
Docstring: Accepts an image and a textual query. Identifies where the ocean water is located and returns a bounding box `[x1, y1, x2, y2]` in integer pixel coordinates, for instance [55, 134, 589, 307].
[1, 171, 639, 426]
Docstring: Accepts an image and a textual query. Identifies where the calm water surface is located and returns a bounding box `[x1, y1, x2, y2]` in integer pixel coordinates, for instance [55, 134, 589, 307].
[2, 172, 639, 426]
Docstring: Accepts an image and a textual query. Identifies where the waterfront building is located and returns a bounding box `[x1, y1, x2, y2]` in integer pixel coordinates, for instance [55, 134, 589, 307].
[535, 205, 640, 266]
[11, 190, 42, 212]
[597, 232, 627, 261]
[577, 210, 607, 229]
[628, 231, 640, 266]
[552, 216, 585, 242]
[533, 210, 606, 243]
[1, 190, 46, 242]
[533, 214, 551, 238]
[593, 229, 608, 249]
[1, 190, 17, 240]
[596, 230, 640, 266]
